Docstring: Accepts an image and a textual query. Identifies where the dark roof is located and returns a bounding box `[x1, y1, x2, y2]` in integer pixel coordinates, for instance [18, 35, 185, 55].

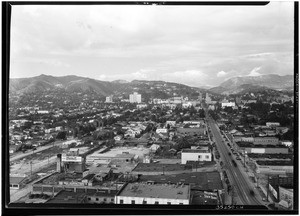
[132, 163, 191, 172]
[138, 171, 223, 191]
[10, 176, 26, 184]
[86, 190, 117, 197]
[46, 191, 86, 204]
[82, 174, 95, 181]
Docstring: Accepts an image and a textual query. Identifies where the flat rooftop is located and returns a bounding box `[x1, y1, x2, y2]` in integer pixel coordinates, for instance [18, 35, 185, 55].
[138, 171, 223, 191]
[46, 190, 86, 204]
[118, 182, 189, 200]
[182, 149, 210, 153]
[132, 163, 192, 172]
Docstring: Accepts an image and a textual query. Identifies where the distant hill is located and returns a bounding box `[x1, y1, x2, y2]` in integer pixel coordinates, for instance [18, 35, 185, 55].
[209, 74, 293, 95]
[9, 75, 203, 99]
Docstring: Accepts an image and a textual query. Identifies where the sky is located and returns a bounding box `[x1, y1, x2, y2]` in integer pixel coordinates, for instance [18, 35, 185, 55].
[10, 2, 294, 87]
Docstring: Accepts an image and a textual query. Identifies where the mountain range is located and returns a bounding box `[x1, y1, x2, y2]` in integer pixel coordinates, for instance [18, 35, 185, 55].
[9, 73, 294, 97]
[208, 74, 294, 95]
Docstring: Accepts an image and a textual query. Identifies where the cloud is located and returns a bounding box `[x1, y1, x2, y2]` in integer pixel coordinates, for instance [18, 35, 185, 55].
[247, 67, 262, 76]
[217, 71, 228, 77]
[161, 70, 209, 86]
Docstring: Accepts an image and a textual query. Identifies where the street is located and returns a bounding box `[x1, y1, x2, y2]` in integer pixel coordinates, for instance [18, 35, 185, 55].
[207, 116, 263, 206]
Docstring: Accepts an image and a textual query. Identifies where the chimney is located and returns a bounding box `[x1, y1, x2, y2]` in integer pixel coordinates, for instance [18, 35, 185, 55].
[56, 154, 62, 173]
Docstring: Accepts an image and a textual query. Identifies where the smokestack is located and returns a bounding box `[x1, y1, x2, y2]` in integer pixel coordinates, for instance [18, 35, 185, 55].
[56, 154, 62, 173]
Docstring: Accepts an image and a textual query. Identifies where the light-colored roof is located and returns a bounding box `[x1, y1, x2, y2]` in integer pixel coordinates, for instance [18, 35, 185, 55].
[118, 183, 189, 200]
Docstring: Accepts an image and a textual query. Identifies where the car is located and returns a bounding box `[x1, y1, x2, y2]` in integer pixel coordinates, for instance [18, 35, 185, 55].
[228, 152, 231, 156]
[236, 157, 241, 160]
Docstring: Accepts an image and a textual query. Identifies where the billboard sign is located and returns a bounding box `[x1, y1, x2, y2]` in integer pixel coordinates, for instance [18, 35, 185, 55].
[62, 154, 82, 162]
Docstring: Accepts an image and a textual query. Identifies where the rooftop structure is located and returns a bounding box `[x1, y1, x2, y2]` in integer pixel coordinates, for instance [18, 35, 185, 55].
[129, 92, 142, 103]
[115, 182, 190, 205]
[138, 171, 223, 191]
[46, 190, 86, 204]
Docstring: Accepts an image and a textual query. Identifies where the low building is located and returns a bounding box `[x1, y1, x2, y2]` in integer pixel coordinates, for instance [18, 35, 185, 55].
[181, 149, 212, 164]
[278, 186, 293, 210]
[105, 96, 113, 103]
[177, 127, 206, 136]
[10, 175, 27, 190]
[255, 161, 293, 174]
[156, 128, 168, 134]
[136, 104, 148, 109]
[115, 182, 190, 205]
[86, 190, 117, 204]
[114, 152, 135, 163]
[46, 190, 86, 204]
[253, 137, 279, 145]
[266, 122, 280, 128]
[221, 102, 235, 108]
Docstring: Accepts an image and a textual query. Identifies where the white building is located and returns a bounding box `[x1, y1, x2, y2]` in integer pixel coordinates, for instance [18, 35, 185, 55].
[181, 149, 212, 164]
[105, 96, 113, 103]
[55, 126, 63, 131]
[221, 102, 236, 108]
[205, 93, 211, 103]
[166, 121, 176, 127]
[279, 186, 293, 210]
[136, 104, 148, 109]
[182, 102, 193, 108]
[129, 92, 142, 103]
[37, 110, 49, 114]
[266, 122, 281, 128]
[156, 128, 168, 134]
[115, 182, 190, 205]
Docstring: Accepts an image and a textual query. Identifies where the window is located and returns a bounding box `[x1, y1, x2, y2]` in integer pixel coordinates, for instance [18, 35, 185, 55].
[143, 200, 147, 204]
[104, 198, 107, 201]
[131, 200, 135, 204]
[167, 202, 171, 205]
[198, 155, 202, 159]
[205, 155, 209, 159]
[120, 199, 124, 204]
[155, 201, 159, 205]
[111, 198, 114, 202]
[96, 198, 99, 201]
[179, 203, 183, 205]
[88, 197, 91, 201]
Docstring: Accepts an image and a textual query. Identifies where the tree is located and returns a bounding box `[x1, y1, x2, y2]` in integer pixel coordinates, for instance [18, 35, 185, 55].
[56, 131, 67, 140]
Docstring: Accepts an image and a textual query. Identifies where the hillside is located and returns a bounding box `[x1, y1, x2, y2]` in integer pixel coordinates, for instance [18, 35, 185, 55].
[209, 74, 293, 95]
[9, 75, 203, 100]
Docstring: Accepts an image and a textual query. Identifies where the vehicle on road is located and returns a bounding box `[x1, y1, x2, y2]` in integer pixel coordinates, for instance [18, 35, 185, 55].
[228, 152, 231, 156]
[232, 160, 237, 167]
[249, 189, 255, 196]
[236, 157, 241, 160]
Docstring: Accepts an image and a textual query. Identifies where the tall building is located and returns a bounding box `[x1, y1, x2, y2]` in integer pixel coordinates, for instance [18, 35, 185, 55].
[205, 93, 211, 103]
[105, 96, 113, 103]
[198, 93, 202, 101]
[129, 92, 142, 103]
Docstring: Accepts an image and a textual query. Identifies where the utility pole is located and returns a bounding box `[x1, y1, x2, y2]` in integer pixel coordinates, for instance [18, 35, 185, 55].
[266, 174, 269, 202]
[244, 150, 246, 168]
[30, 161, 32, 176]
[231, 185, 235, 205]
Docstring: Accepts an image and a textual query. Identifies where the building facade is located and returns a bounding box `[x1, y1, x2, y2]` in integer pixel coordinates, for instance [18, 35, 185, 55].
[181, 149, 212, 164]
[129, 92, 142, 103]
[115, 182, 190, 205]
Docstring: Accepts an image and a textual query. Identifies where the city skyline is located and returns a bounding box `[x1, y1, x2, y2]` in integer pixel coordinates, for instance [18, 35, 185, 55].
[10, 2, 294, 87]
